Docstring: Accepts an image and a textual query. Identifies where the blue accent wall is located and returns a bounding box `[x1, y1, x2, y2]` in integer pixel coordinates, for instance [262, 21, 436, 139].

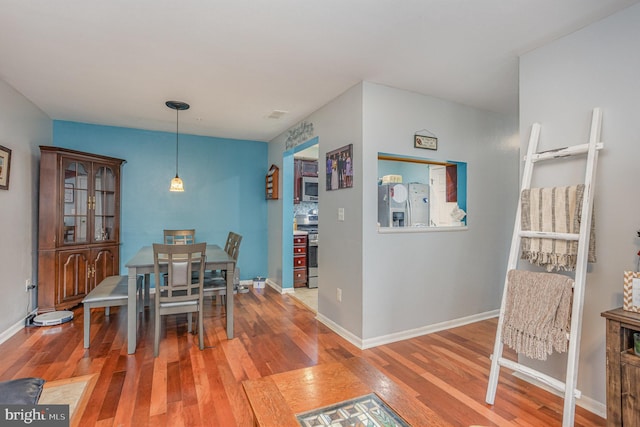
[53, 120, 268, 280]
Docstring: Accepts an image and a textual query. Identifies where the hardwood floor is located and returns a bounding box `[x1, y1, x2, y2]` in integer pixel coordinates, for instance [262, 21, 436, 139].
[0, 286, 605, 426]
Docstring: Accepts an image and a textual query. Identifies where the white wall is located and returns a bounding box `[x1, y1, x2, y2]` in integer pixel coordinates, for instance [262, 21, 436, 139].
[0, 79, 52, 336]
[361, 82, 519, 342]
[519, 3, 640, 411]
[268, 83, 365, 336]
[269, 81, 519, 345]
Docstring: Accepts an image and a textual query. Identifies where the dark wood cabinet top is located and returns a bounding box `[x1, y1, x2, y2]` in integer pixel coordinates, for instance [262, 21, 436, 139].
[40, 145, 126, 164]
[602, 307, 640, 325]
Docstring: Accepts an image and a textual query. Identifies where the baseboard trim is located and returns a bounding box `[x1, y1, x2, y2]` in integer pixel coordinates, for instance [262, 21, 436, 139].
[362, 309, 499, 349]
[0, 308, 38, 345]
[266, 278, 295, 294]
[315, 309, 500, 351]
[315, 313, 364, 348]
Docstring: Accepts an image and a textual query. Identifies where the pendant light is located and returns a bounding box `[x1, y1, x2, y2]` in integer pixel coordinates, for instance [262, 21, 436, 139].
[166, 100, 190, 192]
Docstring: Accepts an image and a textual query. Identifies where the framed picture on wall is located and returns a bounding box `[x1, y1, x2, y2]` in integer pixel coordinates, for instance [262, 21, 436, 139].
[326, 144, 353, 191]
[0, 144, 11, 190]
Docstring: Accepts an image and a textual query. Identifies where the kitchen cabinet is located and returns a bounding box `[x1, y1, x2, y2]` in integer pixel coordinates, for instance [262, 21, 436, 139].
[601, 307, 640, 426]
[294, 159, 318, 204]
[293, 233, 307, 288]
[37, 146, 125, 312]
[300, 159, 318, 177]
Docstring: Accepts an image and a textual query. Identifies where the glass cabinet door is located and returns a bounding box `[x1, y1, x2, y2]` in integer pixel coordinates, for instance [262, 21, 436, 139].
[62, 159, 89, 244]
[93, 164, 117, 243]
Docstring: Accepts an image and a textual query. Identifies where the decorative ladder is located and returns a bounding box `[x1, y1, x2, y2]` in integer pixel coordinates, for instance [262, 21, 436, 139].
[485, 108, 604, 427]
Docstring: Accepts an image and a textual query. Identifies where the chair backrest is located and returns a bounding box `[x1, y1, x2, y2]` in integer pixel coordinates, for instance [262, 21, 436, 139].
[163, 229, 196, 245]
[153, 243, 206, 304]
[224, 232, 242, 261]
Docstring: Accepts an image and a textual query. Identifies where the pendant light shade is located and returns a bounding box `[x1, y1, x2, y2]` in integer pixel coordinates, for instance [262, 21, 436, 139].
[169, 175, 184, 192]
[166, 100, 190, 192]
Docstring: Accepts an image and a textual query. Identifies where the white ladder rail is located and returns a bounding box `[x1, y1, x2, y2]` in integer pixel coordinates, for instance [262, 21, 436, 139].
[562, 107, 602, 426]
[485, 121, 541, 404]
[520, 230, 580, 241]
[485, 108, 603, 427]
[495, 356, 582, 399]
[528, 142, 604, 162]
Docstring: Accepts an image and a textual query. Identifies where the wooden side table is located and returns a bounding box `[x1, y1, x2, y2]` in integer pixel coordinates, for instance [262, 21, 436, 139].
[601, 307, 640, 426]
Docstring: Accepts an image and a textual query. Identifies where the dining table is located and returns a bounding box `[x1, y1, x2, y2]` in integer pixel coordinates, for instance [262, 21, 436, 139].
[124, 244, 236, 354]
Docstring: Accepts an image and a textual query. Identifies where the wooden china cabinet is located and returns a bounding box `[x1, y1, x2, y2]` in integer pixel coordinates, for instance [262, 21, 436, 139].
[37, 146, 125, 312]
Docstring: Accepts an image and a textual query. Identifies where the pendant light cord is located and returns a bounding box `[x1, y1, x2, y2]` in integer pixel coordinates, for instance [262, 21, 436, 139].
[175, 107, 179, 177]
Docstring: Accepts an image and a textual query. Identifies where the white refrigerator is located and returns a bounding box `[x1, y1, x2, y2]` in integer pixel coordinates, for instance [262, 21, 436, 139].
[406, 183, 430, 226]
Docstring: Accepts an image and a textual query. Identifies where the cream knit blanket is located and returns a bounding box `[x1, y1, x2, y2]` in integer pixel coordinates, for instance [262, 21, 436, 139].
[521, 185, 596, 272]
[502, 269, 573, 361]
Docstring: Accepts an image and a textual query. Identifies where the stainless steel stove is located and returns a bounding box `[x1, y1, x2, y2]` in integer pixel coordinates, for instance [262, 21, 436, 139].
[295, 213, 318, 288]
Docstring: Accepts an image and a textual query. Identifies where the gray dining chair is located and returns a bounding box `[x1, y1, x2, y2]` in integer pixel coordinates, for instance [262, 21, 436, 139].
[161, 229, 197, 283]
[203, 231, 242, 305]
[153, 242, 206, 357]
[163, 229, 196, 245]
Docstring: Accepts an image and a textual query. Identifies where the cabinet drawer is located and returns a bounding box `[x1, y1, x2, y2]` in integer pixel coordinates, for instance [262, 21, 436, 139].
[294, 246, 306, 255]
[294, 268, 307, 284]
[294, 236, 307, 245]
[294, 255, 307, 268]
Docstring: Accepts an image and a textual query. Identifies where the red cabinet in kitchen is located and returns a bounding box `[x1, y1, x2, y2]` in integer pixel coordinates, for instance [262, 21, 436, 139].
[293, 233, 307, 287]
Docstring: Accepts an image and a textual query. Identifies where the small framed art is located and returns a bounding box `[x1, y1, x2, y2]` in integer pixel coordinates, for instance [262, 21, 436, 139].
[623, 271, 640, 312]
[0, 144, 11, 190]
[414, 134, 437, 150]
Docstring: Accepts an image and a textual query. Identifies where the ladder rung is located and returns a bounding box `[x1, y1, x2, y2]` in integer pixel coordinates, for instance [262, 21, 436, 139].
[519, 230, 580, 241]
[497, 357, 582, 399]
[525, 142, 603, 162]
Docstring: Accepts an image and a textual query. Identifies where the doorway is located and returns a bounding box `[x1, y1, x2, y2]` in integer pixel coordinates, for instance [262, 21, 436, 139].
[282, 137, 319, 296]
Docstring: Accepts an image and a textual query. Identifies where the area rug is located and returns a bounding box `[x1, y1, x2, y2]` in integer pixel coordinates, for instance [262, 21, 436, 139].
[296, 393, 410, 427]
[39, 374, 97, 427]
[291, 287, 318, 313]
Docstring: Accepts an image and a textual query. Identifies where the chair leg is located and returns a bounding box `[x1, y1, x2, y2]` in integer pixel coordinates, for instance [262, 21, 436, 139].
[105, 306, 110, 316]
[198, 308, 204, 350]
[187, 313, 193, 333]
[154, 310, 161, 357]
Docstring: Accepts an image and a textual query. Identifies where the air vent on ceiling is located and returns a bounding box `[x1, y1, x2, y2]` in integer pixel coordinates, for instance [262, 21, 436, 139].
[268, 110, 288, 119]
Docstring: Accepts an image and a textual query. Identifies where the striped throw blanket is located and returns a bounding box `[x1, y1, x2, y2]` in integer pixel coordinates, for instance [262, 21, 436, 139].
[521, 185, 596, 272]
[502, 269, 573, 361]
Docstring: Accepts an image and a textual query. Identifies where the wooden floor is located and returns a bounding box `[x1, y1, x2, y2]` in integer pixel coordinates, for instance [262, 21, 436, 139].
[0, 286, 605, 426]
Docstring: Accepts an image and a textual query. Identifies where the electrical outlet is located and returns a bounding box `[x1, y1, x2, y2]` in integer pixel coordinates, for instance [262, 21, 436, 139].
[337, 288, 342, 302]
[25, 279, 31, 292]
[338, 208, 345, 221]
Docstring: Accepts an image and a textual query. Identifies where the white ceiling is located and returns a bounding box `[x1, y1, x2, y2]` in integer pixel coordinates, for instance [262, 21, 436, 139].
[1, 1, 638, 142]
